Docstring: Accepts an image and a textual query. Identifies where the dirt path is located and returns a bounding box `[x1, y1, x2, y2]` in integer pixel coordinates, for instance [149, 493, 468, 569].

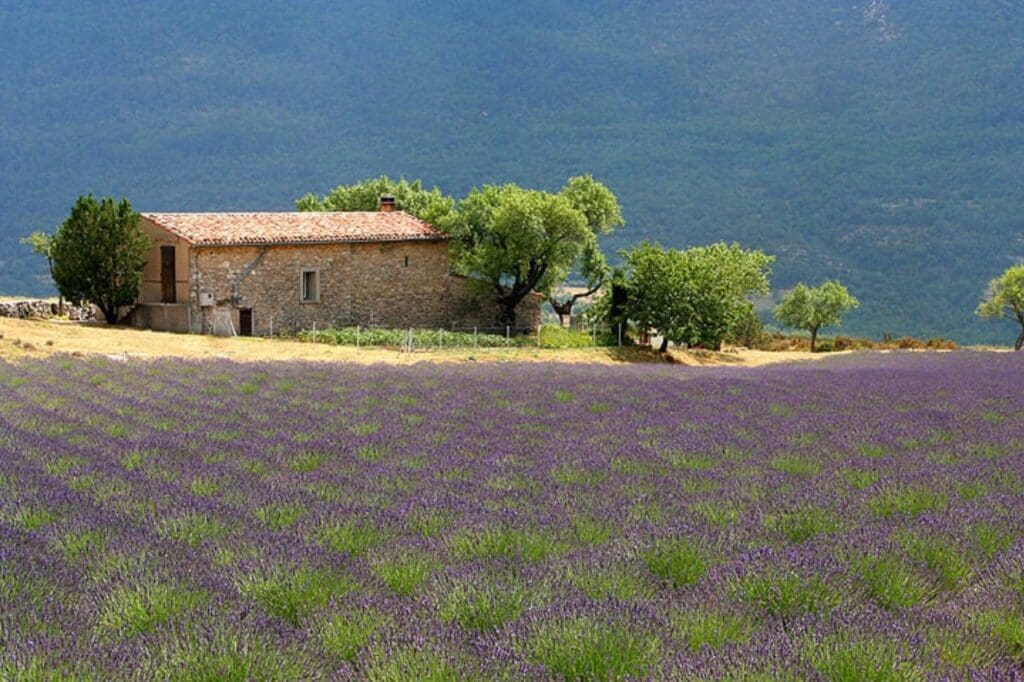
[0, 316, 837, 366]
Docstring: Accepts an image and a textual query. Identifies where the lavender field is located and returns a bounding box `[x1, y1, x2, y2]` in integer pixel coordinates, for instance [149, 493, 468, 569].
[2, 352, 1023, 680]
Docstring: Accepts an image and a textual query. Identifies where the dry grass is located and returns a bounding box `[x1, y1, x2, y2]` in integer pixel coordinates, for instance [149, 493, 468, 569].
[0, 317, 843, 367]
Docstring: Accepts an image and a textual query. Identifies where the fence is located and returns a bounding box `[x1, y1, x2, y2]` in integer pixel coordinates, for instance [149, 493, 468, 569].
[291, 322, 627, 352]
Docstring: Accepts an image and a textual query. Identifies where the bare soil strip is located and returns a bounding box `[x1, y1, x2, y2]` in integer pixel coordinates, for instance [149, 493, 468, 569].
[0, 316, 839, 366]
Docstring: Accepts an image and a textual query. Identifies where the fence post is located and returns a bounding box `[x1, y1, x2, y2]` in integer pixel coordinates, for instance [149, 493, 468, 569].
[269, 315, 273, 338]
[592, 323, 596, 348]
[474, 326, 478, 349]
[506, 325, 510, 347]
[438, 328, 443, 350]
[313, 321, 317, 342]
[618, 322, 622, 347]
[408, 328, 413, 353]
[537, 324, 542, 348]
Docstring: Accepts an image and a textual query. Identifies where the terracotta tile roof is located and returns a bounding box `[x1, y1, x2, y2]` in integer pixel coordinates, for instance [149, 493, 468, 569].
[141, 212, 446, 246]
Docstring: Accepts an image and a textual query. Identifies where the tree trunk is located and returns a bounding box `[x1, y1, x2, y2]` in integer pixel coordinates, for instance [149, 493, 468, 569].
[100, 304, 118, 325]
[497, 299, 517, 332]
[548, 298, 572, 327]
[810, 327, 818, 352]
[1015, 326, 1024, 352]
[659, 336, 669, 352]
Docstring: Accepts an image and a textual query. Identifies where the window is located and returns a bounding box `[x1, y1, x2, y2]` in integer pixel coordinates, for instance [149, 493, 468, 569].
[404, 255, 409, 268]
[301, 270, 319, 302]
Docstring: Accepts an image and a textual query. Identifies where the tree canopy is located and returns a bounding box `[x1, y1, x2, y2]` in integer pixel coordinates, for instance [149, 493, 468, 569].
[773, 281, 860, 351]
[446, 183, 591, 328]
[976, 264, 1024, 350]
[20, 231, 62, 312]
[622, 241, 774, 351]
[296, 176, 455, 226]
[51, 196, 150, 324]
[547, 175, 623, 325]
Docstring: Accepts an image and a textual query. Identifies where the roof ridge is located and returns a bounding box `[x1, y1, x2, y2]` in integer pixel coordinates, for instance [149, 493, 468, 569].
[140, 211, 446, 246]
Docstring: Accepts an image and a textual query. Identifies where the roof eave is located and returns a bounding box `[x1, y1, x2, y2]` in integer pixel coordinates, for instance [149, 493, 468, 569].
[190, 235, 450, 248]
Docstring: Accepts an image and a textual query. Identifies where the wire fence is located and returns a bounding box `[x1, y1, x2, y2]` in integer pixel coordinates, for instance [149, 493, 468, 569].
[291, 322, 627, 351]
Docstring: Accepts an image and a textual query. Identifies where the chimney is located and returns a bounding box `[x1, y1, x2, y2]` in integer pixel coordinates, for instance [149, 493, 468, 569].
[379, 195, 397, 212]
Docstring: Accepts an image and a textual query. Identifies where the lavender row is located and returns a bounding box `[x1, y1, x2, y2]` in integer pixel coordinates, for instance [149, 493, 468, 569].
[1, 351, 1023, 679]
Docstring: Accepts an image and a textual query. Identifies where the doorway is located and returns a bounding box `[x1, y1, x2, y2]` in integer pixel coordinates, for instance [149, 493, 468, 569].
[238, 308, 253, 337]
[160, 246, 176, 303]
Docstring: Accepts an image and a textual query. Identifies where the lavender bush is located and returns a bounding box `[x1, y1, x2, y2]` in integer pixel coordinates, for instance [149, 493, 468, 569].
[1, 352, 1023, 679]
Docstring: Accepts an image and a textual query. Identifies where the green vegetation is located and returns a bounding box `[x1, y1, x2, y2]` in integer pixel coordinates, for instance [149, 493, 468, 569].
[297, 176, 455, 225]
[237, 567, 355, 627]
[774, 281, 860, 352]
[444, 180, 596, 328]
[49, 196, 150, 324]
[297, 324, 612, 349]
[527, 616, 660, 681]
[620, 241, 773, 351]
[5, 3, 1024, 342]
[642, 538, 710, 588]
[977, 264, 1024, 350]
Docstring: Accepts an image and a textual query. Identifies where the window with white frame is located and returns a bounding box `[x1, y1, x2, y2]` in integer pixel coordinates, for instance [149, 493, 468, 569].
[301, 270, 319, 302]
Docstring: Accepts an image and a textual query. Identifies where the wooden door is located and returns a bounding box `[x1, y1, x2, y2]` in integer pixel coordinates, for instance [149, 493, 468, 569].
[238, 308, 253, 337]
[160, 246, 176, 303]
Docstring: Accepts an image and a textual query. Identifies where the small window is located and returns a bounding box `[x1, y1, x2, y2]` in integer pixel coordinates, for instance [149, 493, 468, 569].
[301, 270, 319, 302]
[404, 255, 409, 268]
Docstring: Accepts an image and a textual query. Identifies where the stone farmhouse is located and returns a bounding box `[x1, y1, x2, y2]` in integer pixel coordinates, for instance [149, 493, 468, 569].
[132, 199, 541, 336]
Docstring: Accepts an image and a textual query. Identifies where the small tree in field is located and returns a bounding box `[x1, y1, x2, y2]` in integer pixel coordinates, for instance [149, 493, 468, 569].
[20, 231, 63, 314]
[976, 264, 1024, 350]
[622, 241, 773, 352]
[546, 176, 624, 325]
[773, 280, 859, 351]
[51, 195, 150, 324]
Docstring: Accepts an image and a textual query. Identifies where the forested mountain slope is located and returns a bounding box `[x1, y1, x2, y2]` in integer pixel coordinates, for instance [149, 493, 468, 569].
[1, 1, 1021, 342]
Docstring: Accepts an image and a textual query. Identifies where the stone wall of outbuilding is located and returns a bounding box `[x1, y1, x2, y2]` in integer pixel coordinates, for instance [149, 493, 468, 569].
[188, 241, 540, 335]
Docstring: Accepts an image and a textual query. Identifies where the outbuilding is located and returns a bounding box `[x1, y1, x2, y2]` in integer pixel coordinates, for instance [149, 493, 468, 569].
[132, 199, 540, 335]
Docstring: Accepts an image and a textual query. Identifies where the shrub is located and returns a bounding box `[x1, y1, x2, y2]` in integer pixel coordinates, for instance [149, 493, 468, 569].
[99, 583, 206, 636]
[733, 570, 837, 621]
[321, 611, 389, 663]
[528, 616, 660, 681]
[237, 567, 355, 626]
[642, 538, 710, 588]
[437, 579, 533, 632]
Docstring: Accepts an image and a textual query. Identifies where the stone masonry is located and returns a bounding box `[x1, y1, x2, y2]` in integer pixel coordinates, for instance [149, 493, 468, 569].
[190, 241, 540, 335]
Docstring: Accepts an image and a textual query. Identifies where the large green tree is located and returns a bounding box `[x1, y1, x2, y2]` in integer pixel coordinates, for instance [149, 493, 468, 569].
[976, 264, 1024, 350]
[623, 241, 774, 351]
[296, 176, 455, 226]
[546, 175, 624, 326]
[51, 196, 150, 324]
[447, 183, 590, 329]
[773, 281, 859, 352]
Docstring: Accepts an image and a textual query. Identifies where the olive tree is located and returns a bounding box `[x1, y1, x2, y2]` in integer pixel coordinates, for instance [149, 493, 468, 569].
[773, 280, 859, 351]
[622, 241, 774, 351]
[546, 175, 624, 325]
[976, 264, 1024, 350]
[20, 230, 63, 314]
[51, 195, 150, 324]
[296, 176, 455, 225]
[446, 183, 590, 329]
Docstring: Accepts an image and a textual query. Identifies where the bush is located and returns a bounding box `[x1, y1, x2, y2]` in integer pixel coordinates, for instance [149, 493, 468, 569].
[295, 325, 616, 349]
[725, 305, 769, 349]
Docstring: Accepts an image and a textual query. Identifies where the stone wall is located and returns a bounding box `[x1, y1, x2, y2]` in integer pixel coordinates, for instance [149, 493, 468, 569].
[0, 300, 97, 321]
[444, 276, 543, 332]
[188, 241, 540, 335]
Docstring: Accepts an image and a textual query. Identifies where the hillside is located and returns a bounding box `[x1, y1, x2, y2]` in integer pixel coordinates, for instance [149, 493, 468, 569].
[1, 1, 1022, 342]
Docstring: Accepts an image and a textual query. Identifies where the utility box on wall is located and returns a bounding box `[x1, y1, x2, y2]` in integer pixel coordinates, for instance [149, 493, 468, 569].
[199, 292, 214, 307]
